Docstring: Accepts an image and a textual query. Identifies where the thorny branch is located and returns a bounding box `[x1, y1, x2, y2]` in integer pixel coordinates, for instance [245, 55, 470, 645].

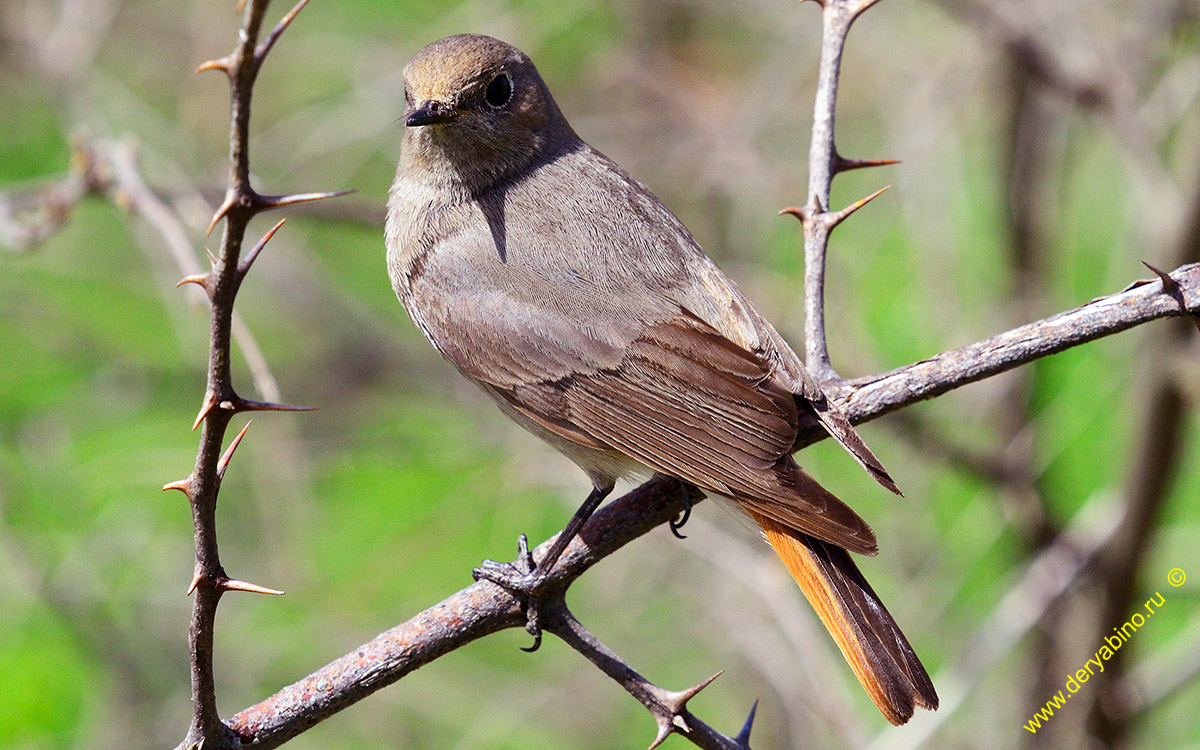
[165, 1, 345, 748]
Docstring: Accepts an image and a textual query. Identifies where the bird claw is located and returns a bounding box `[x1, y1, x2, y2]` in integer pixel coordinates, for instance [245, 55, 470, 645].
[472, 533, 549, 651]
[669, 493, 692, 539]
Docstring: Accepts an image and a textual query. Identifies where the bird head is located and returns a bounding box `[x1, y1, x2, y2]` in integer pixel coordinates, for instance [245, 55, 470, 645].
[400, 34, 577, 189]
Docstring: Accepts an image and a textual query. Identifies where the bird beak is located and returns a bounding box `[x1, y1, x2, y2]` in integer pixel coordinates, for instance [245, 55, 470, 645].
[406, 100, 459, 127]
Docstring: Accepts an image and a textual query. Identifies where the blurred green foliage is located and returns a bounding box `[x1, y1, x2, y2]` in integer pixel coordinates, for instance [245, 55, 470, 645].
[1, 1, 1198, 749]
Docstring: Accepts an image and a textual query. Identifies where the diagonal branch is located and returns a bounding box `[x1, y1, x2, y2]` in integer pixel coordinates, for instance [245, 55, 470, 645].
[224, 477, 690, 748]
[808, 263, 1200, 439]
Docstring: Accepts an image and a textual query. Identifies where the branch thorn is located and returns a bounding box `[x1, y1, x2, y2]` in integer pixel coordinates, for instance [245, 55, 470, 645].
[206, 194, 236, 236]
[240, 219, 286, 277]
[219, 577, 284, 596]
[163, 477, 192, 494]
[664, 670, 724, 712]
[192, 389, 220, 431]
[176, 273, 211, 291]
[827, 185, 890, 229]
[187, 568, 204, 596]
[649, 721, 672, 750]
[834, 153, 900, 174]
[253, 189, 356, 212]
[647, 670, 725, 748]
[217, 420, 252, 482]
[235, 397, 317, 414]
[1143, 261, 1180, 297]
[196, 57, 233, 76]
[1142, 261, 1200, 333]
[778, 205, 808, 223]
[735, 699, 759, 747]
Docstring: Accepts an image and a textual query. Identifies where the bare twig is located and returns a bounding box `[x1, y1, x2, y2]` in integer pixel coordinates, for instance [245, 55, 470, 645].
[0, 138, 109, 252]
[224, 478, 751, 749]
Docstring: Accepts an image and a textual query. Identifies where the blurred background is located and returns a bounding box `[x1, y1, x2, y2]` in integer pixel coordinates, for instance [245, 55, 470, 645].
[2, 0, 1199, 748]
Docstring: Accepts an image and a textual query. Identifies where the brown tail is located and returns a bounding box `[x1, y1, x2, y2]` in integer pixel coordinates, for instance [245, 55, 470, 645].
[749, 510, 938, 725]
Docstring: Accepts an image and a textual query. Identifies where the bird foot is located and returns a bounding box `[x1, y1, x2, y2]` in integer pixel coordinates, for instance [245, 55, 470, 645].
[473, 533, 551, 652]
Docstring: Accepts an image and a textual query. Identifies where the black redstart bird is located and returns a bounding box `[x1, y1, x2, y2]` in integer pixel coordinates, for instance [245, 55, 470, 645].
[386, 33, 937, 725]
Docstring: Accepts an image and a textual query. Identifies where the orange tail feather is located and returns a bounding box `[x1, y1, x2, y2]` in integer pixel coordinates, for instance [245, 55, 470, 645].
[750, 510, 938, 725]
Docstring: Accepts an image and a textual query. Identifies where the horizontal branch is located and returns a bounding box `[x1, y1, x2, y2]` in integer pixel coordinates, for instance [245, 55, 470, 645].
[219, 263, 1198, 747]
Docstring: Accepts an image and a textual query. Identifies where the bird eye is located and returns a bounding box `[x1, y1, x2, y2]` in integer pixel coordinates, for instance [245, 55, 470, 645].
[484, 73, 513, 108]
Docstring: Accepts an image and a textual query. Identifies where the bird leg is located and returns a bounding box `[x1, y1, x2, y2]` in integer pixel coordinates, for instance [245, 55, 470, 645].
[473, 484, 611, 651]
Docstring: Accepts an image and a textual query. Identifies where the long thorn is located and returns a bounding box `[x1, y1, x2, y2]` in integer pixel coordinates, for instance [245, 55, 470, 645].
[1143, 261, 1181, 297]
[827, 185, 890, 229]
[735, 699, 759, 747]
[253, 189, 356, 212]
[648, 721, 672, 750]
[240, 219, 285, 277]
[835, 154, 900, 174]
[236, 398, 317, 414]
[778, 205, 808, 223]
[666, 670, 724, 710]
[255, 0, 312, 70]
[220, 578, 284, 596]
[192, 389, 219, 431]
[217, 421, 252, 482]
